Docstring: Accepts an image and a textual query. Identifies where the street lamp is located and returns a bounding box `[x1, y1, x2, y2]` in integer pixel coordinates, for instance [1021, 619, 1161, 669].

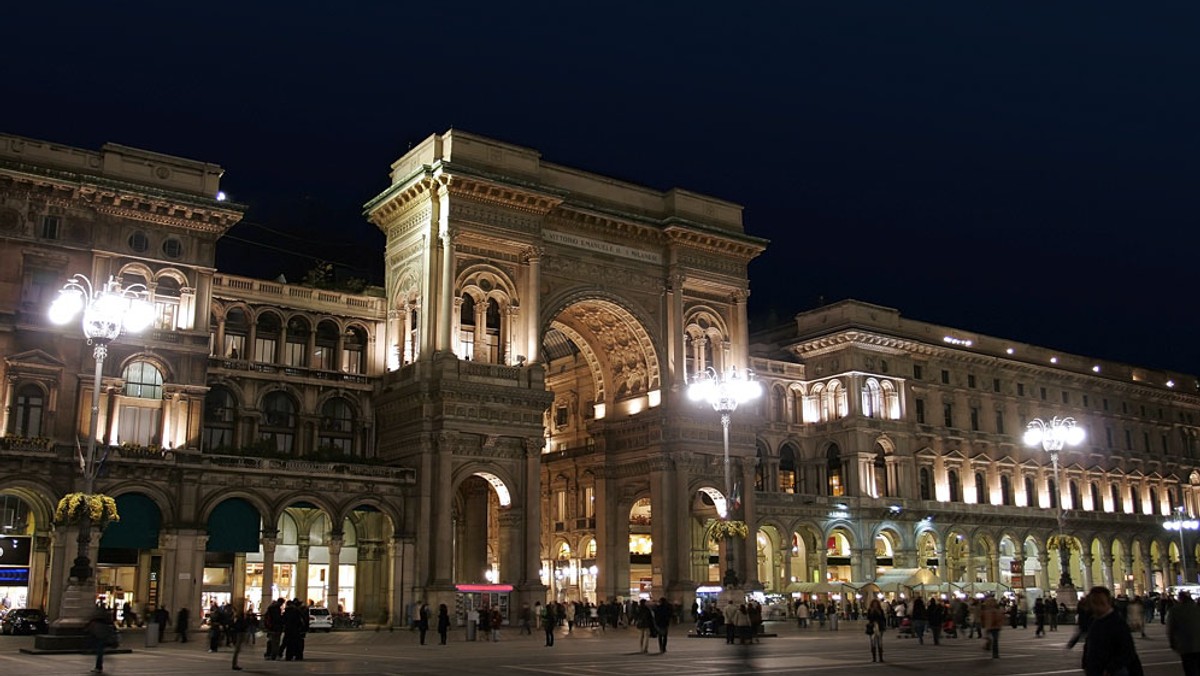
[49, 274, 153, 584]
[1164, 507, 1198, 588]
[687, 365, 762, 588]
[1024, 416, 1085, 588]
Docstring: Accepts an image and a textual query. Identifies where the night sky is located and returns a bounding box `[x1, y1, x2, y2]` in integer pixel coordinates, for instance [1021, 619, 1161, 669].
[4, 2, 1197, 375]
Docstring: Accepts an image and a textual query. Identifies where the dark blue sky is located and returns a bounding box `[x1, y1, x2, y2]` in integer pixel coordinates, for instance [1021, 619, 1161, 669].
[4, 1, 1197, 375]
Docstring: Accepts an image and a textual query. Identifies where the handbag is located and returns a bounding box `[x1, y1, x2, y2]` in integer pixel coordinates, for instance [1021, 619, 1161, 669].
[865, 623, 875, 635]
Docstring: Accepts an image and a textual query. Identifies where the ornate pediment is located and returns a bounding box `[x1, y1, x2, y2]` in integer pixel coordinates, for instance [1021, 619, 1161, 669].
[5, 349, 66, 374]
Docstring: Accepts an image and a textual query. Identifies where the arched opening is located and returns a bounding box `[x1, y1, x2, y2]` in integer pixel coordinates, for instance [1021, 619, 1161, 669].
[99, 493, 163, 622]
[453, 473, 510, 588]
[779, 444, 798, 494]
[629, 498, 652, 597]
[947, 469, 961, 503]
[827, 445, 844, 497]
[0, 494, 37, 609]
[260, 391, 298, 454]
[204, 497, 261, 610]
[202, 385, 237, 451]
[826, 529, 853, 583]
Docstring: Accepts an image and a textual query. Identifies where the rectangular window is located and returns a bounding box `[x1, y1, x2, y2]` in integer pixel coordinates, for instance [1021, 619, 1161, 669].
[1017, 383, 1025, 396]
[995, 410, 1005, 434]
[943, 404, 953, 428]
[118, 406, 161, 446]
[1122, 402, 1128, 414]
[223, 334, 246, 360]
[993, 378, 1001, 393]
[1061, 391, 1069, 404]
[1103, 398, 1110, 411]
[941, 370, 950, 384]
[554, 406, 569, 428]
[968, 374, 976, 388]
[283, 341, 305, 367]
[312, 347, 330, 371]
[584, 486, 595, 518]
[1040, 387, 1047, 400]
[341, 347, 363, 374]
[970, 407, 980, 431]
[154, 299, 179, 331]
[913, 364, 923, 380]
[253, 337, 276, 363]
[1106, 427, 1114, 447]
[1163, 434, 1170, 454]
[1083, 395, 1090, 407]
[40, 215, 60, 239]
[1143, 432, 1151, 451]
[915, 399, 926, 424]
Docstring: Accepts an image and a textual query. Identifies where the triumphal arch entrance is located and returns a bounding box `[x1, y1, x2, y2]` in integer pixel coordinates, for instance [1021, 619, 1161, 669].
[365, 131, 766, 614]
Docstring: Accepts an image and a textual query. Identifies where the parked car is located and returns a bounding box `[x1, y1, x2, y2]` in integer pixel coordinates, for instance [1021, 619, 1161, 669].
[1, 608, 48, 635]
[308, 607, 333, 632]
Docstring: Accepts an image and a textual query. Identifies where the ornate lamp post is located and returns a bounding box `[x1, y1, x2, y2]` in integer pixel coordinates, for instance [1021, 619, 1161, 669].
[48, 274, 153, 586]
[1023, 416, 1085, 588]
[687, 366, 761, 588]
[1164, 506, 1198, 588]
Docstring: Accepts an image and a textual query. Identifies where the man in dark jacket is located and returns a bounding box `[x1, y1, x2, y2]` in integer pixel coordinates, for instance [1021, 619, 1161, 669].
[1082, 587, 1143, 676]
[927, 598, 945, 645]
[1168, 591, 1200, 676]
[264, 598, 283, 660]
[653, 597, 673, 653]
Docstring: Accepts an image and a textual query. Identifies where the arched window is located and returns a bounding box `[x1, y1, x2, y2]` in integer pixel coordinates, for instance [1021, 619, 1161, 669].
[881, 380, 901, 419]
[919, 467, 932, 501]
[123, 361, 163, 399]
[318, 397, 355, 454]
[779, 444, 797, 494]
[254, 312, 282, 363]
[1110, 483, 1121, 512]
[1131, 484, 1142, 514]
[1048, 477, 1058, 509]
[118, 361, 163, 446]
[9, 383, 45, 437]
[975, 472, 987, 504]
[862, 379, 882, 419]
[772, 386, 786, 422]
[202, 386, 237, 451]
[948, 469, 960, 503]
[222, 307, 249, 359]
[827, 381, 848, 419]
[457, 294, 479, 360]
[1001, 475, 1013, 506]
[284, 316, 310, 367]
[342, 326, 366, 374]
[874, 444, 890, 498]
[1150, 487, 1160, 515]
[755, 442, 767, 491]
[153, 275, 181, 330]
[1090, 482, 1101, 511]
[261, 391, 297, 453]
[314, 320, 339, 371]
[1069, 481, 1081, 510]
[1025, 476, 1036, 507]
[827, 445, 844, 497]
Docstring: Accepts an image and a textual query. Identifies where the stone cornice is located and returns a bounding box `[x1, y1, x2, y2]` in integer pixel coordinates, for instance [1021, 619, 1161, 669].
[0, 170, 243, 234]
[664, 225, 766, 262]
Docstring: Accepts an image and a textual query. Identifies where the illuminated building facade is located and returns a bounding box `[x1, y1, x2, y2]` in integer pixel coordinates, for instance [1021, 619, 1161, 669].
[1, 129, 1197, 624]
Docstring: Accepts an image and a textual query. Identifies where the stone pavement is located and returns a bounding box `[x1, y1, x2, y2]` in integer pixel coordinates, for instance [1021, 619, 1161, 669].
[0, 618, 1185, 675]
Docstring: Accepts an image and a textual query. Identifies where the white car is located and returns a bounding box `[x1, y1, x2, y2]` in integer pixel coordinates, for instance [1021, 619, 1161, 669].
[308, 607, 333, 632]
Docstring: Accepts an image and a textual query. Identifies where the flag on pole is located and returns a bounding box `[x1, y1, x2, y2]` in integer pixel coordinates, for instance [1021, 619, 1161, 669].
[731, 480, 742, 513]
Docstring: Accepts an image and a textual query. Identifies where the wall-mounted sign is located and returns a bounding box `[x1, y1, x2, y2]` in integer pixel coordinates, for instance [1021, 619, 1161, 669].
[0, 537, 30, 566]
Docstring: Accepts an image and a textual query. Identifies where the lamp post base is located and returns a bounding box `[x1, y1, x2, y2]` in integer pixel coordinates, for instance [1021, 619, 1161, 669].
[31, 578, 100, 653]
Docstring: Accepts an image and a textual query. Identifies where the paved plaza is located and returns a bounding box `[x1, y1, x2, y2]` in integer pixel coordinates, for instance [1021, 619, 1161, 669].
[0, 619, 1185, 676]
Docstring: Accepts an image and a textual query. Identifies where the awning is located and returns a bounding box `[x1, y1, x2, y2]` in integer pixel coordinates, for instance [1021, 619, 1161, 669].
[99, 493, 161, 550]
[206, 498, 261, 553]
[870, 568, 945, 592]
[786, 582, 849, 594]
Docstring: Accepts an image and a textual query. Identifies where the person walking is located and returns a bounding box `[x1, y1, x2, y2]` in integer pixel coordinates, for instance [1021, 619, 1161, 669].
[416, 601, 430, 645]
[176, 607, 190, 643]
[1048, 597, 1059, 632]
[519, 603, 532, 635]
[542, 602, 556, 647]
[478, 604, 491, 641]
[1129, 595, 1146, 639]
[911, 595, 928, 644]
[1168, 591, 1200, 676]
[1034, 598, 1047, 637]
[86, 606, 116, 674]
[927, 597, 945, 645]
[230, 607, 247, 671]
[489, 606, 502, 642]
[653, 597, 673, 653]
[263, 598, 282, 660]
[866, 598, 887, 663]
[636, 599, 653, 653]
[723, 599, 738, 644]
[982, 596, 1005, 659]
[437, 604, 450, 645]
[1082, 586, 1143, 676]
